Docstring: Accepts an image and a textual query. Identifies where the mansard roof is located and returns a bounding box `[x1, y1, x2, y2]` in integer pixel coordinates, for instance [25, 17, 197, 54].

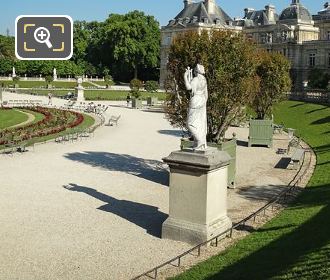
[243, 10, 278, 27]
[167, 2, 233, 27]
[313, 2, 330, 20]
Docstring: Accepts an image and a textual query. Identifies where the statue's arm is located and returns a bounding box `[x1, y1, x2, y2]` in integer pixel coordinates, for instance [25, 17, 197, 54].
[184, 69, 192, 91]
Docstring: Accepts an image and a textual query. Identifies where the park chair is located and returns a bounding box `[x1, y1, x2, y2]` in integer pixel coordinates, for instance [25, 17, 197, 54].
[106, 115, 121, 126]
[2, 140, 15, 155]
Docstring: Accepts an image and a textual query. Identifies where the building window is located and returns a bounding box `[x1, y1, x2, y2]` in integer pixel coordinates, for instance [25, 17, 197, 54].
[309, 53, 316, 67]
[327, 31, 330, 40]
[283, 49, 287, 56]
[162, 36, 171, 46]
[328, 53, 330, 68]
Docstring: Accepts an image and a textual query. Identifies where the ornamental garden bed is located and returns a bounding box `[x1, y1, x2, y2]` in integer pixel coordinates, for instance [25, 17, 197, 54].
[0, 107, 84, 146]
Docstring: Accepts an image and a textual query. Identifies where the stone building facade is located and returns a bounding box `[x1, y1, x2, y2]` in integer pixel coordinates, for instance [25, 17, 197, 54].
[160, 0, 330, 91]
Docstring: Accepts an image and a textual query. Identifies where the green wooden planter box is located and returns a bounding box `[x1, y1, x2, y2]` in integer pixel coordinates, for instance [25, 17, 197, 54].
[248, 118, 273, 148]
[147, 97, 158, 106]
[132, 98, 142, 109]
[180, 138, 237, 188]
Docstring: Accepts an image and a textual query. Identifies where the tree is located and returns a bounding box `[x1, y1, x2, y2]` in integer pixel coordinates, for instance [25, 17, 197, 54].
[0, 35, 15, 58]
[103, 68, 114, 88]
[104, 11, 160, 79]
[165, 30, 260, 142]
[145, 80, 159, 92]
[251, 51, 291, 119]
[45, 75, 54, 88]
[130, 78, 143, 99]
[0, 58, 13, 75]
[308, 68, 330, 90]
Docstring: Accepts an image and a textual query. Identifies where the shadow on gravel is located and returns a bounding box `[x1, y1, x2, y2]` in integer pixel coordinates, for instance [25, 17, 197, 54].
[64, 151, 169, 186]
[158, 129, 185, 138]
[274, 157, 291, 169]
[64, 183, 168, 238]
[238, 185, 285, 202]
[236, 140, 248, 147]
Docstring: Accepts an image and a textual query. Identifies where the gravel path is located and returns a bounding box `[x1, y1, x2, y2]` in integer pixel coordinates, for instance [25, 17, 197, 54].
[0, 93, 312, 280]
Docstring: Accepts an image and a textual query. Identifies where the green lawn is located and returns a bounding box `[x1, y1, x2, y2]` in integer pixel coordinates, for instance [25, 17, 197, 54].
[18, 89, 70, 97]
[173, 101, 330, 280]
[20, 109, 45, 125]
[0, 109, 29, 129]
[88, 81, 107, 87]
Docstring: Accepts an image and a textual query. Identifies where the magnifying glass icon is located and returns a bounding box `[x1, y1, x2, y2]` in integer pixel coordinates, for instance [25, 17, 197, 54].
[34, 27, 53, 49]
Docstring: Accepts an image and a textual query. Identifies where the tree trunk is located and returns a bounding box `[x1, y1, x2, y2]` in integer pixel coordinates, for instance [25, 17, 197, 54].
[134, 67, 138, 79]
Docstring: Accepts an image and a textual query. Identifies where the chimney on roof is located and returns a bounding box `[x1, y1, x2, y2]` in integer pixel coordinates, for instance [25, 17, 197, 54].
[184, 0, 192, 8]
[265, 4, 276, 23]
[205, 0, 217, 15]
[244, 8, 255, 18]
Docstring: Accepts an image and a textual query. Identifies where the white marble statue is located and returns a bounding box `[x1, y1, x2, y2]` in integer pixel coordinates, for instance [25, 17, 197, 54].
[53, 68, 57, 80]
[184, 64, 208, 150]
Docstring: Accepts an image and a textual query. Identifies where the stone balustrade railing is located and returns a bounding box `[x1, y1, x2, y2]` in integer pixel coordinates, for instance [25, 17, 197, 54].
[287, 91, 330, 104]
[0, 76, 105, 82]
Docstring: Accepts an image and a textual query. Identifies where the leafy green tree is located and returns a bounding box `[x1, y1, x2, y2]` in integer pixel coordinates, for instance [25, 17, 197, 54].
[308, 69, 330, 90]
[104, 11, 160, 79]
[145, 80, 159, 92]
[130, 78, 143, 99]
[165, 30, 260, 141]
[45, 75, 54, 88]
[251, 51, 291, 119]
[0, 58, 13, 75]
[0, 35, 15, 58]
[12, 75, 20, 88]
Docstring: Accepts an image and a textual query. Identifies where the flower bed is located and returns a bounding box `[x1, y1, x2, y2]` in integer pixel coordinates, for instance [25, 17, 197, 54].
[0, 107, 84, 145]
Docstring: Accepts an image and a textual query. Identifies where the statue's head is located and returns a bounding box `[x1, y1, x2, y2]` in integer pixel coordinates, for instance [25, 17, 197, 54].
[195, 64, 205, 75]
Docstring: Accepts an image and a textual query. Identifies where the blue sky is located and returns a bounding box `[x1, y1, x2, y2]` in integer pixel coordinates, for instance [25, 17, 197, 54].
[0, 0, 324, 35]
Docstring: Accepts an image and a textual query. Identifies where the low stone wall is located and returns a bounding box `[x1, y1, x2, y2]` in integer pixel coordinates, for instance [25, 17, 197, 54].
[288, 91, 330, 104]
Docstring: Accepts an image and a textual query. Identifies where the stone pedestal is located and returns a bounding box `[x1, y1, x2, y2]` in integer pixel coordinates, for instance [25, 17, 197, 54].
[76, 86, 85, 102]
[162, 148, 232, 245]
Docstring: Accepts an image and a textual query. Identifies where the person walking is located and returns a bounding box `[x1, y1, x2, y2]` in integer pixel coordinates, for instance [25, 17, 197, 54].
[48, 92, 53, 106]
[126, 94, 131, 107]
